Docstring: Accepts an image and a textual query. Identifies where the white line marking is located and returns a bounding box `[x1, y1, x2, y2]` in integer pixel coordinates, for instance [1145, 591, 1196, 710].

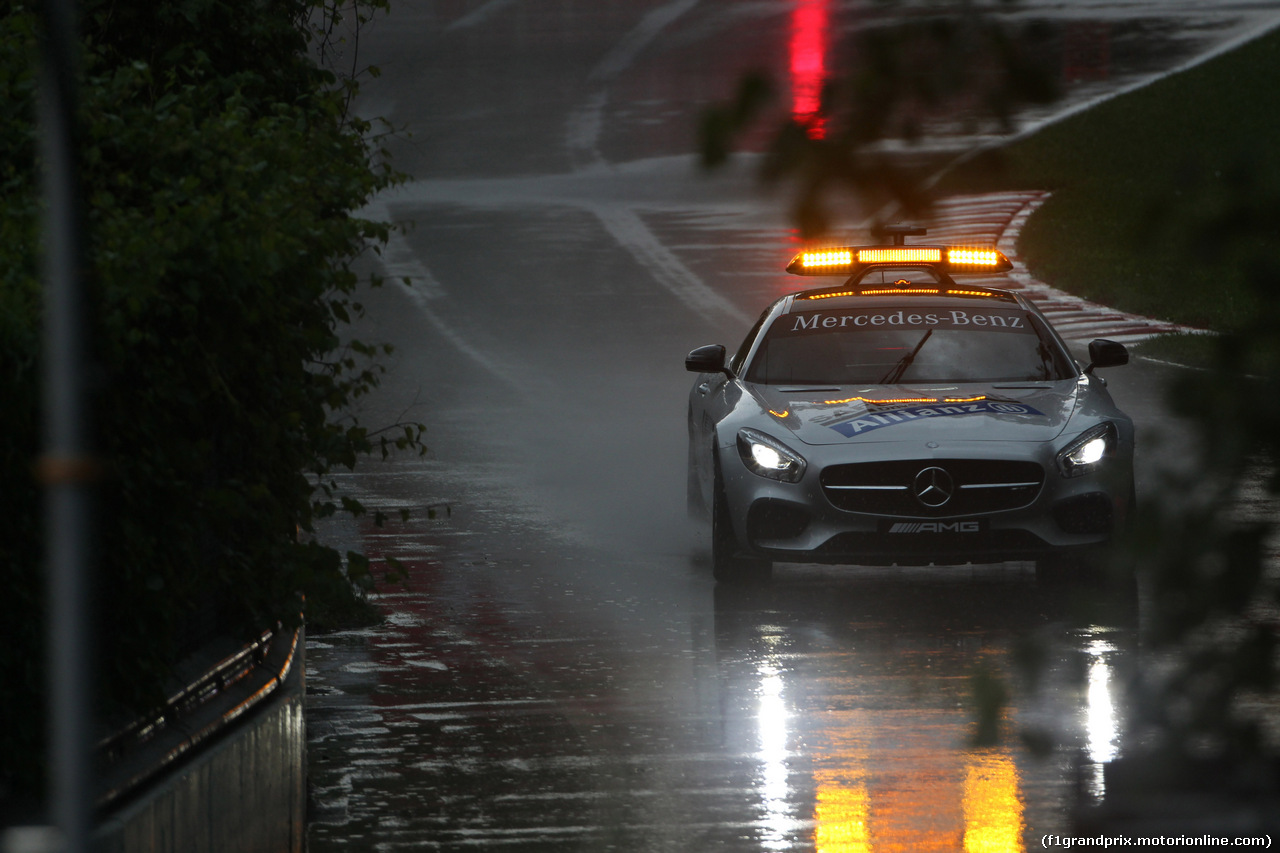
[365, 203, 530, 394]
[588, 0, 701, 82]
[588, 204, 750, 325]
[566, 92, 608, 170]
[445, 0, 519, 32]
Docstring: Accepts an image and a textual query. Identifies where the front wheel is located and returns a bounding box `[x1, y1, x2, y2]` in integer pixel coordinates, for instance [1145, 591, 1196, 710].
[1037, 545, 1137, 591]
[687, 445, 708, 521]
[1037, 546, 1138, 623]
[711, 473, 771, 583]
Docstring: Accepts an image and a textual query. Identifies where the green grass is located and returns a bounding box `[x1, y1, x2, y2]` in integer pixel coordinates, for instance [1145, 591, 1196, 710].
[936, 24, 1280, 336]
[1126, 331, 1219, 368]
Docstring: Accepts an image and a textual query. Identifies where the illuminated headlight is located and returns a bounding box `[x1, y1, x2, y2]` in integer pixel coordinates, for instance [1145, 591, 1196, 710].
[1057, 423, 1117, 478]
[737, 428, 807, 483]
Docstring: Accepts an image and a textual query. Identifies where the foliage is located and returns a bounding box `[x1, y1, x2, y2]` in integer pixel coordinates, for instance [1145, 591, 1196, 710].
[699, 5, 1058, 237]
[0, 0, 415, 811]
[0, 6, 44, 817]
[936, 26, 1280, 333]
[1114, 173, 1280, 799]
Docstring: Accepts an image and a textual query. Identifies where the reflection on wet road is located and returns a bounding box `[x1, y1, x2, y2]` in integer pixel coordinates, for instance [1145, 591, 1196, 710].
[308, 471, 1136, 850]
[303, 1, 1269, 849]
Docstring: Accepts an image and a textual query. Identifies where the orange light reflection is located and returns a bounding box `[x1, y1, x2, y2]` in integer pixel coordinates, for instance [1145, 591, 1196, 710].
[804, 290, 861, 300]
[821, 395, 988, 406]
[812, 750, 1025, 852]
[963, 753, 1025, 853]
[814, 780, 871, 853]
[858, 288, 940, 296]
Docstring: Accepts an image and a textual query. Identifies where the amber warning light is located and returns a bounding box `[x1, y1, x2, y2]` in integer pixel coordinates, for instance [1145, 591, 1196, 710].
[788, 245, 1012, 275]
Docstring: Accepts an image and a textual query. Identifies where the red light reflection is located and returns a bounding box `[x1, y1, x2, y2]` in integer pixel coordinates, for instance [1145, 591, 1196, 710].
[790, 0, 830, 138]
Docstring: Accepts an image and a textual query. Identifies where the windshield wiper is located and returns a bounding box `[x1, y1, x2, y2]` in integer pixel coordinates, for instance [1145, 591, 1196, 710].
[878, 329, 933, 384]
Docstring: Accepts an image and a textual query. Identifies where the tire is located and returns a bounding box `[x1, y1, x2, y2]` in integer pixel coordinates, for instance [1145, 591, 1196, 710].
[1037, 545, 1136, 588]
[1037, 547, 1138, 624]
[711, 465, 771, 583]
[687, 443, 708, 520]
[1121, 477, 1138, 534]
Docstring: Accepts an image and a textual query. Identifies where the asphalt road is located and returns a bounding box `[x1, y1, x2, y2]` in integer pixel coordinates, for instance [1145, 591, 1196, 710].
[305, 3, 1274, 850]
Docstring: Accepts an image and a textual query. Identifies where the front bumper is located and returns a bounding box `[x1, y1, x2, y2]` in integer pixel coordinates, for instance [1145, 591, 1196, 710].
[718, 439, 1133, 566]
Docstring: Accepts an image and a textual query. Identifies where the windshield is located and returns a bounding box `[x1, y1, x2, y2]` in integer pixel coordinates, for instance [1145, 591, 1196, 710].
[743, 303, 1075, 385]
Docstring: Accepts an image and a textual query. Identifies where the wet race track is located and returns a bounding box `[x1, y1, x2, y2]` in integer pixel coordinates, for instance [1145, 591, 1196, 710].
[304, 3, 1280, 850]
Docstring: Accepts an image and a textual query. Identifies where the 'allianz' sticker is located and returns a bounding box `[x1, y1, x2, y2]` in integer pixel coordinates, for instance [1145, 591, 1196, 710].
[828, 400, 1044, 437]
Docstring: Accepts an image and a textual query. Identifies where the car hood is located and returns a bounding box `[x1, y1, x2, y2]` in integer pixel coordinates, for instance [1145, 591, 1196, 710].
[747, 381, 1081, 446]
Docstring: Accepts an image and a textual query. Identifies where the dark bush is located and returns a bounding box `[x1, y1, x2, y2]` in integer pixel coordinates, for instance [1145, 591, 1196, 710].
[0, 0, 412, 811]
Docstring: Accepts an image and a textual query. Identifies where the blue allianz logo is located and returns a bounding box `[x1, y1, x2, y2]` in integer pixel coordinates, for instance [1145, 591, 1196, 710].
[829, 401, 1044, 438]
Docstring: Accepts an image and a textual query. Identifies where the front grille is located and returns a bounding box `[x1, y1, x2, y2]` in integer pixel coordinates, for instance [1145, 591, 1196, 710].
[812, 528, 1049, 566]
[821, 459, 1044, 517]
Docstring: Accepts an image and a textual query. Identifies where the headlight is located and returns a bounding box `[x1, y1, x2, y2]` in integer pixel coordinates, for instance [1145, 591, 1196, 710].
[1056, 422, 1117, 478]
[737, 428, 807, 483]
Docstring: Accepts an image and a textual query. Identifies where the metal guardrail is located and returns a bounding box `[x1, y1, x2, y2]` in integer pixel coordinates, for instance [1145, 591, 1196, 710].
[94, 623, 301, 811]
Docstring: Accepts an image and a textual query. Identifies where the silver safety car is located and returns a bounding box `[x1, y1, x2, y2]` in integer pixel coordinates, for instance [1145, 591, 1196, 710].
[686, 227, 1135, 582]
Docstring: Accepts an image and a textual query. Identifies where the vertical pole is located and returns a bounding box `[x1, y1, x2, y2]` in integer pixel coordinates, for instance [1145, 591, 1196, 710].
[37, 0, 93, 850]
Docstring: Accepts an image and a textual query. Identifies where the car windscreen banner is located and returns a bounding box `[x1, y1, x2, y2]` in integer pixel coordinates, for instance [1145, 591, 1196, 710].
[783, 307, 1034, 334]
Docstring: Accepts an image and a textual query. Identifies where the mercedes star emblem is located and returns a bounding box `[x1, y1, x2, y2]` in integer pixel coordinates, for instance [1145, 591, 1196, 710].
[913, 466, 954, 507]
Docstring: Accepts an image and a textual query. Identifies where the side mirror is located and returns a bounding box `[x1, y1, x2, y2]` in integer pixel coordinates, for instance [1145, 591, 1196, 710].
[1084, 339, 1129, 374]
[686, 344, 732, 376]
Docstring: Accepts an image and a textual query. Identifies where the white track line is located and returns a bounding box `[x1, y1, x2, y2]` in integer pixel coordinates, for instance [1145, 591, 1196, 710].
[445, 0, 519, 32]
[363, 202, 534, 397]
[588, 204, 751, 326]
[588, 0, 701, 83]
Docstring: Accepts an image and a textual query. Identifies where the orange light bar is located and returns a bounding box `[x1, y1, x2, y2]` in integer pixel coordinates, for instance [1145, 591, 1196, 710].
[947, 248, 1003, 267]
[787, 243, 1011, 275]
[857, 247, 942, 264]
[946, 288, 999, 297]
[800, 249, 854, 268]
